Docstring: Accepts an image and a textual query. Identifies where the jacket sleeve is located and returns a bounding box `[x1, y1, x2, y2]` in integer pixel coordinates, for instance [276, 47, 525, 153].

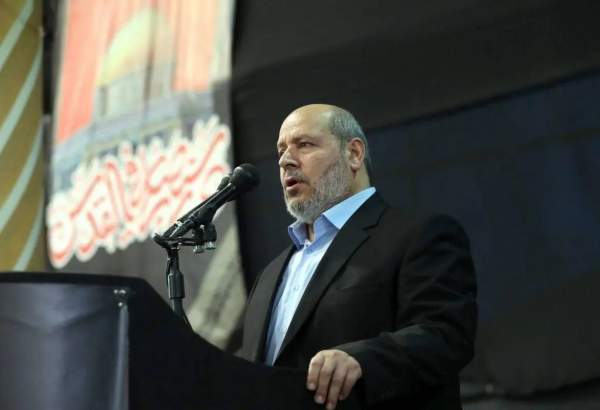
[336, 214, 478, 405]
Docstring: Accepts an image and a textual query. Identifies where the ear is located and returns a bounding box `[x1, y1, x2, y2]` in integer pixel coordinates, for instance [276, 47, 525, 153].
[345, 138, 365, 172]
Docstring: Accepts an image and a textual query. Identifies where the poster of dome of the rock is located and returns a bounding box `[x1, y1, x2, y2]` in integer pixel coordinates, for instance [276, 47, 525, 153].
[47, 0, 242, 348]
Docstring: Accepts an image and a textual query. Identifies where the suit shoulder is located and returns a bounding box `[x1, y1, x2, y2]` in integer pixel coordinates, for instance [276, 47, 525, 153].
[379, 207, 470, 242]
[381, 206, 465, 228]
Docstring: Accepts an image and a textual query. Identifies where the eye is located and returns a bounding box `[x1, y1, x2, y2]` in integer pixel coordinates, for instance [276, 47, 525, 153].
[298, 141, 312, 148]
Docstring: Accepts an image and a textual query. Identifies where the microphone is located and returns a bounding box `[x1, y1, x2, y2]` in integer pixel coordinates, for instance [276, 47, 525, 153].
[164, 163, 259, 239]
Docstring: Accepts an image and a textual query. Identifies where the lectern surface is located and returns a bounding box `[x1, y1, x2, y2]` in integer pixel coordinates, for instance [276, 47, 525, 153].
[0, 272, 362, 410]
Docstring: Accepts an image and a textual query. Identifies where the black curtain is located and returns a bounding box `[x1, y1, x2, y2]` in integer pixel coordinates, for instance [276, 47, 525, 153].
[232, 0, 600, 281]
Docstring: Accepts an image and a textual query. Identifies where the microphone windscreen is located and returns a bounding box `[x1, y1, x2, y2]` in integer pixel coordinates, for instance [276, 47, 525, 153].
[216, 174, 230, 190]
[230, 163, 260, 193]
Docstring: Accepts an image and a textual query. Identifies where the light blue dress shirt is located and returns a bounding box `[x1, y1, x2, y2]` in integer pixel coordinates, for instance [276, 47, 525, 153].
[264, 187, 376, 365]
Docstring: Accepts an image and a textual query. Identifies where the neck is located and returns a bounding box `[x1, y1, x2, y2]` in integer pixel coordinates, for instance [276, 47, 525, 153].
[306, 223, 315, 242]
[303, 184, 372, 242]
[297, 169, 372, 242]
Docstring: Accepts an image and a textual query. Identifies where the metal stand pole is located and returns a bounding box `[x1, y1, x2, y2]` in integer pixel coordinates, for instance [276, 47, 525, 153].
[165, 246, 190, 326]
[153, 222, 218, 327]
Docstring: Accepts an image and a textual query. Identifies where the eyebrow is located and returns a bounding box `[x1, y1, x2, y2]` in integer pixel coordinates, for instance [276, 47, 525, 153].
[277, 134, 317, 148]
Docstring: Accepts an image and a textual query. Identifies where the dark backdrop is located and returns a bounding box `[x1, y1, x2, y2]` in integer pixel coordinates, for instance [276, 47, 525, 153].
[232, 0, 600, 280]
[230, 0, 600, 405]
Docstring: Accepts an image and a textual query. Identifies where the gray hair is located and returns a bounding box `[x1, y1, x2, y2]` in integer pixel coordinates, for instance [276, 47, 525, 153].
[327, 108, 373, 177]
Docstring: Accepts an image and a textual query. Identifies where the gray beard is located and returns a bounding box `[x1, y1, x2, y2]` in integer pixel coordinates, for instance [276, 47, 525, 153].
[284, 156, 352, 224]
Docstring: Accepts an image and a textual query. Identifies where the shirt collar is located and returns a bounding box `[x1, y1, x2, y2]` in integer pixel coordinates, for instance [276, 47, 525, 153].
[287, 187, 376, 249]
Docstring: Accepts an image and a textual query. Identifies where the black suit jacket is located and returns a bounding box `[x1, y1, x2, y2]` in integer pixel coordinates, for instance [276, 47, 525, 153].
[241, 193, 477, 409]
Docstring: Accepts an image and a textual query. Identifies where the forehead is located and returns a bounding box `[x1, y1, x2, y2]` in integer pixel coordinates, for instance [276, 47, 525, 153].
[277, 111, 332, 145]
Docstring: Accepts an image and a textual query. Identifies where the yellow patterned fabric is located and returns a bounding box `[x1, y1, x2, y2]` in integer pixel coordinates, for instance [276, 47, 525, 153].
[0, 0, 45, 271]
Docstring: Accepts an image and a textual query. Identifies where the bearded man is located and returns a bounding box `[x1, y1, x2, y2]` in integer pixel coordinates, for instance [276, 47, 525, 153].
[241, 104, 477, 410]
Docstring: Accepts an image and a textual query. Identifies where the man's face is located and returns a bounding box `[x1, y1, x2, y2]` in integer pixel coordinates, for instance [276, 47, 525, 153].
[277, 108, 353, 222]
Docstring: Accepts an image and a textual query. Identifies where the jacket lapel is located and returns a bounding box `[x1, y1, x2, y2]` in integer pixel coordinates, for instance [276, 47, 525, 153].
[276, 193, 387, 359]
[244, 246, 294, 361]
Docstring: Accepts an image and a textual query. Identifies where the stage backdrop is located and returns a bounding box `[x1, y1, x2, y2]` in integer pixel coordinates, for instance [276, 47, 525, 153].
[47, 0, 242, 348]
[0, 0, 45, 272]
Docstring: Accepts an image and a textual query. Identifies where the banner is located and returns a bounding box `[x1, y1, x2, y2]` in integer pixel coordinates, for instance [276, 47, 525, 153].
[48, 0, 242, 348]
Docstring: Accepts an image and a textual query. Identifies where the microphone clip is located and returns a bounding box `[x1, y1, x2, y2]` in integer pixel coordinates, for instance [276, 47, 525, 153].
[153, 221, 218, 253]
[192, 223, 217, 254]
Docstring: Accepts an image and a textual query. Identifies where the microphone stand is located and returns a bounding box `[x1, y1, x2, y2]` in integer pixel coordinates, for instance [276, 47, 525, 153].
[152, 163, 258, 325]
[153, 207, 219, 327]
[165, 242, 188, 325]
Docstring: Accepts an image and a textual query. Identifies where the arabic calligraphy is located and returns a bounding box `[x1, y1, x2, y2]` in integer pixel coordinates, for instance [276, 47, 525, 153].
[47, 115, 231, 268]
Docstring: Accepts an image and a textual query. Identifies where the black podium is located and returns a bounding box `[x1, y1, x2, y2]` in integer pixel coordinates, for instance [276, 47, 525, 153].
[0, 273, 361, 410]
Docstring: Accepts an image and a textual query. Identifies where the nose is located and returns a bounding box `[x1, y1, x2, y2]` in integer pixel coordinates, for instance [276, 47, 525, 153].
[278, 149, 298, 169]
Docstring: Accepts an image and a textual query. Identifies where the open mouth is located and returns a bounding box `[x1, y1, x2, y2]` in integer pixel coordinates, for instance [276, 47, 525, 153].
[284, 176, 303, 189]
